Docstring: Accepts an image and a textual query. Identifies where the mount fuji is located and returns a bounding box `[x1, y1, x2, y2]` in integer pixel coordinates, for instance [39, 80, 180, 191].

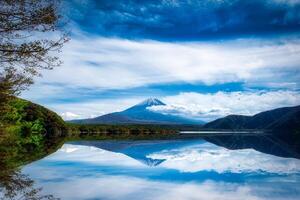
[71, 98, 203, 125]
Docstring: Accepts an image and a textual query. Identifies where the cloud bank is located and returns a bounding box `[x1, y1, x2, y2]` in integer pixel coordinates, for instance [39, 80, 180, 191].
[150, 90, 300, 121]
[34, 36, 300, 92]
[148, 142, 300, 174]
[43, 90, 300, 121]
[21, 143, 300, 200]
[20, 1, 300, 121]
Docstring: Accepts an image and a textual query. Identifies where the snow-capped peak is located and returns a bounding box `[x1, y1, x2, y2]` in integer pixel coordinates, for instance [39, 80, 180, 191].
[137, 98, 166, 107]
[123, 98, 166, 113]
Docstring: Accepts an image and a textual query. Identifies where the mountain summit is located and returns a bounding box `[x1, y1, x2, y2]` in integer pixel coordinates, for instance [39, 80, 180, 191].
[71, 98, 203, 125]
[124, 98, 165, 113]
[136, 98, 165, 107]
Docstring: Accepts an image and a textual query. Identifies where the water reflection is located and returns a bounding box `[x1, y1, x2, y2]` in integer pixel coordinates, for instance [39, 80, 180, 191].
[3, 134, 300, 200]
[0, 170, 59, 200]
[204, 134, 300, 159]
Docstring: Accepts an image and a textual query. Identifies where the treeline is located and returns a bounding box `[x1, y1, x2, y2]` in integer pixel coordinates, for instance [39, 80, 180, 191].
[67, 123, 178, 139]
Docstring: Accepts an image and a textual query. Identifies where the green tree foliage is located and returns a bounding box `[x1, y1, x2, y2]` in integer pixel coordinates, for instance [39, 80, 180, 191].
[0, 0, 68, 169]
[0, 97, 67, 169]
[67, 123, 178, 140]
[0, 0, 68, 130]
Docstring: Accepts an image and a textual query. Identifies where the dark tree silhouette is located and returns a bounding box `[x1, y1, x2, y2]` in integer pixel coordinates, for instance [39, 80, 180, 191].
[0, 0, 68, 127]
[0, 0, 68, 99]
[0, 170, 59, 200]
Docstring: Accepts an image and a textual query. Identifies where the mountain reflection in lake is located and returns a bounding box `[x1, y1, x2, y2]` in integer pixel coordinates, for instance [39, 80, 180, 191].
[11, 135, 300, 200]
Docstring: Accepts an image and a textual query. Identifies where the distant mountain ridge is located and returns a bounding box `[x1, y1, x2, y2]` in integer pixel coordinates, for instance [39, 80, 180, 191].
[71, 98, 203, 125]
[70, 98, 300, 130]
[204, 105, 300, 131]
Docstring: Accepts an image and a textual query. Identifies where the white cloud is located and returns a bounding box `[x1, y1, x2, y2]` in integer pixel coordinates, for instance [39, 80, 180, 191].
[60, 112, 82, 120]
[49, 97, 144, 120]
[148, 142, 300, 174]
[45, 144, 144, 167]
[39, 90, 300, 121]
[45, 143, 300, 175]
[21, 143, 300, 200]
[149, 90, 300, 121]
[20, 35, 300, 120]
[23, 175, 267, 200]
[34, 36, 300, 91]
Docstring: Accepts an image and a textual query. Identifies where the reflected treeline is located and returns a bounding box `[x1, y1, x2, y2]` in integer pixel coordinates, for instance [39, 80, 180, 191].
[1, 132, 299, 199]
[0, 170, 59, 200]
[0, 136, 63, 199]
[204, 133, 300, 159]
[74, 132, 300, 167]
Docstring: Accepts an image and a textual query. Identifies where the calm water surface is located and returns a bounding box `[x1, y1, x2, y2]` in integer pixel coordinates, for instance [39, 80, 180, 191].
[19, 136, 300, 200]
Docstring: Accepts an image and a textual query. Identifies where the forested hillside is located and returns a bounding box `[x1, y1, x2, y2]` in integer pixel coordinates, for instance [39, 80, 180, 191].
[0, 97, 67, 169]
[204, 105, 300, 132]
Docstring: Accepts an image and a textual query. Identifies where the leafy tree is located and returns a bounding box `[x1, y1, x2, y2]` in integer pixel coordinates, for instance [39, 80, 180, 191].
[0, 0, 68, 103]
[0, 0, 68, 129]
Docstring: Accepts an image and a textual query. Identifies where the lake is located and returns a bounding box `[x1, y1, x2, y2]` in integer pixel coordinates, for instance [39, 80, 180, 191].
[3, 134, 300, 200]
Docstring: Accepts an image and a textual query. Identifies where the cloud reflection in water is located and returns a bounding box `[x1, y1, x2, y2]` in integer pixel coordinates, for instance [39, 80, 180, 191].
[22, 140, 300, 200]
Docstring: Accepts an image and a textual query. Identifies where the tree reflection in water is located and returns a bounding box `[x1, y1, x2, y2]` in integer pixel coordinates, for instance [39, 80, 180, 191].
[0, 170, 59, 200]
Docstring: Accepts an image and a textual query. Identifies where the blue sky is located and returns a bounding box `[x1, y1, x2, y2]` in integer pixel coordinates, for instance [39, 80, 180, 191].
[22, 0, 300, 121]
